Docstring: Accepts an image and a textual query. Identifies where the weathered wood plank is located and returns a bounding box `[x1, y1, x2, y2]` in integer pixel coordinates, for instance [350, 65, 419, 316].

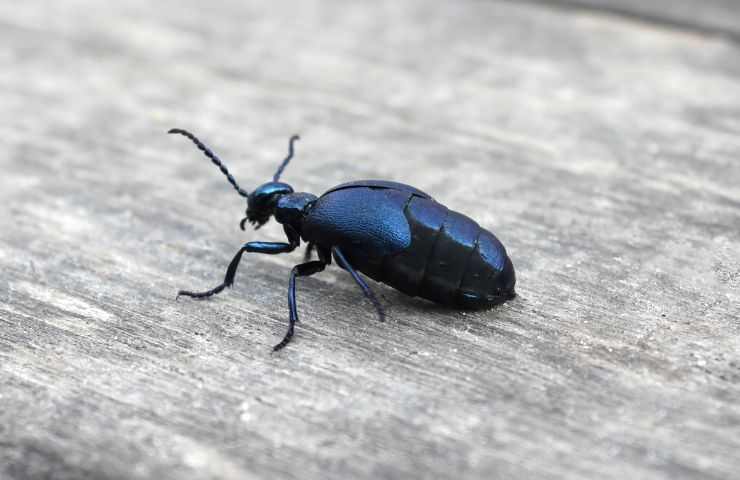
[1, 1, 739, 479]
[533, 0, 740, 42]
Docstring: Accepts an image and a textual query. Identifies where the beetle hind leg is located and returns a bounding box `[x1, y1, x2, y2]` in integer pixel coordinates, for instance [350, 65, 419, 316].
[331, 247, 385, 322]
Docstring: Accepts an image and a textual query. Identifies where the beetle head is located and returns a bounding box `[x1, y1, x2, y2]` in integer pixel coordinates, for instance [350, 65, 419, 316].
[241, 134, 300, 230]
[168, 129, 301, 231]
[242, 182, 294, 230]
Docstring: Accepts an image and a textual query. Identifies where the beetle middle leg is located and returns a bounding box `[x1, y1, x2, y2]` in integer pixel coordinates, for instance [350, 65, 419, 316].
[273, 260, 327, 351]
[331, 247, 385, 322]
[178, 240, 297, 300]
[303, 242, 315, 262]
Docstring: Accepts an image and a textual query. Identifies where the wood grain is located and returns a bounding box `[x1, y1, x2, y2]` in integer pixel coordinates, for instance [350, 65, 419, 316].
[1, 1, 739, 479]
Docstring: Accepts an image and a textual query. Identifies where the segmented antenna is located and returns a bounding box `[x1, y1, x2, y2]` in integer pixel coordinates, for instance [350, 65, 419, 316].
[273, 135, 300, 182]
[168, 128, 249, 198]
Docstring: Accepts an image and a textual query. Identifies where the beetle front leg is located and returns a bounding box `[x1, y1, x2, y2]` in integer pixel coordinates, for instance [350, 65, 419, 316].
[177, 241, 298, 300]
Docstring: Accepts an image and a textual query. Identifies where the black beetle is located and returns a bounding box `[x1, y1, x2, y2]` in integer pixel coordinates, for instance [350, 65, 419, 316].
[168, 129, 516, 350]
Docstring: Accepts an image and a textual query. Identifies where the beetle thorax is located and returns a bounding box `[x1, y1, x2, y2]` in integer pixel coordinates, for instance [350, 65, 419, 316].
[275, 192, 317, 230]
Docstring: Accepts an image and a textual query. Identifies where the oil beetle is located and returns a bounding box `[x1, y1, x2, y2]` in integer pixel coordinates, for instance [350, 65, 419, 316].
[168, 129, 516, 350]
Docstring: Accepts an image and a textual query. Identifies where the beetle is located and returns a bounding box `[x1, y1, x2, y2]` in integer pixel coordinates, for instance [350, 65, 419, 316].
[168, 128, 516, 350]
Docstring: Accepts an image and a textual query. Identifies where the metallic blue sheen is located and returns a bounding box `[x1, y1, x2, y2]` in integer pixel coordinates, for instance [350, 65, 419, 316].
[325, 180, 432, 200]
[301, 182, 515, 309]
[246, 182, 294, 227]
[418, 209, 480, 305]
[377, 192, 515, 307]
[275, 192, 317, 227]
[478, 230, 507, 272]
[302, 187, 412, 258]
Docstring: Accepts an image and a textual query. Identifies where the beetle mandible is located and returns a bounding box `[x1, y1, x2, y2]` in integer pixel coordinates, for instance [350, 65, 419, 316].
[168, 129, 516, 350]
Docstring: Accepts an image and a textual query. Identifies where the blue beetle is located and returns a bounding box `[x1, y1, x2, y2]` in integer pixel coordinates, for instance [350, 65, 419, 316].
[169, 129, 516, 350]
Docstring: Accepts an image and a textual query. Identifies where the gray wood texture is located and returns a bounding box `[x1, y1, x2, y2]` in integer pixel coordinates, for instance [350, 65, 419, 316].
[527, 0, 740, 41]
[1, 1, 739, 479]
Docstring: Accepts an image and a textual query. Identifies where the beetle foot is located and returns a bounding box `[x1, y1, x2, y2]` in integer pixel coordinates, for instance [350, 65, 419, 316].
[176, 283, 228, 300]
[367, 294, 385, 322]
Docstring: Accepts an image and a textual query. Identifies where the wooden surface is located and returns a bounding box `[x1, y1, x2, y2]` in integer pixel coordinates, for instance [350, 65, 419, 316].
[1, 1, 739, 479]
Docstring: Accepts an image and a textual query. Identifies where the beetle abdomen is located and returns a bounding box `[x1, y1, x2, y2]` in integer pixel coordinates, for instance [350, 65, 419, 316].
[303, 183, 515, 310]
[378, 196, 515, 309]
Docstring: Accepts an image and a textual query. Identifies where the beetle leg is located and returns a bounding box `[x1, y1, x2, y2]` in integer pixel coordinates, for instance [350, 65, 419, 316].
[303, 242, 315, 262]
[178, 225, 300, 300]
[177, 240, 298, 300]
[331, 247, 385, 322]
[273, 260, 326, 351]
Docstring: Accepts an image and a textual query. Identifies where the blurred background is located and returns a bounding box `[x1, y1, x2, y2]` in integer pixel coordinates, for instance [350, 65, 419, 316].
[1, 1, 739, 479]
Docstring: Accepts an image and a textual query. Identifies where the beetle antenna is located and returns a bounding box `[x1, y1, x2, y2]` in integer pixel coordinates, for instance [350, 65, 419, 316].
[273, 135, 300, 182]
[168, 128, 249, 198]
